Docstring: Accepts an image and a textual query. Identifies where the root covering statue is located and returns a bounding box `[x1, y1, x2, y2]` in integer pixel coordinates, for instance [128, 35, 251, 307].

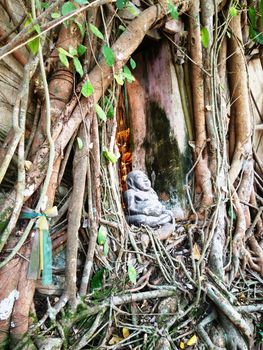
[124, 170, 174, 227]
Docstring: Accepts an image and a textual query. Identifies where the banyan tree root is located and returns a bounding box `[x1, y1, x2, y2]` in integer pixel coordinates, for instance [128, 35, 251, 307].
[206, 283, 253, 348]
[30, 12, 85, 207]
[9, 250, 35, 346]
[0, 258, 22, 346]
[228, 13, 252, 185]
[1, 1, 263, 348]
[189, 0, 213, 209]
[0, 0, 193, 221]
[64, 121, 91, 308]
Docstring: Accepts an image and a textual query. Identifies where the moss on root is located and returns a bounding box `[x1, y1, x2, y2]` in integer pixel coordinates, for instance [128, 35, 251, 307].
[145, 100, 191, 210]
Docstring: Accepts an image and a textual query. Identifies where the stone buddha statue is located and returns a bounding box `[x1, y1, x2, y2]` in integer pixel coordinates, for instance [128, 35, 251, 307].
[124, 170, 174, 228]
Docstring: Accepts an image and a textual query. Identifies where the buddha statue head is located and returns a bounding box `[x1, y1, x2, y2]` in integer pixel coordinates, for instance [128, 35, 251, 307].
[126, 170, 151, 191]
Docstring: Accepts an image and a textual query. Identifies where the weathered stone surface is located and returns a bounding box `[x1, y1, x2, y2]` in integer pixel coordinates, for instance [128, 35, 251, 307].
[158, 296, 177, 315]
[124, 170, 174, 227]
[36, 337, 63, 350]
[118, 2, 141, 20]
[163, 18, 184, 34]
[155, 337, 171, 350]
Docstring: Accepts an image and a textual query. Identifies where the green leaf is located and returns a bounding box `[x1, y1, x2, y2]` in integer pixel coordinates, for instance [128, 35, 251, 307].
[24, 17, 33, 29]
[69, 46, 78, 56]
[201, 26, 209, 49]
[103, 240, 109, 256]
[229, 6, 237, 17]
[24, 14, 41, 39]
[36, 1, 49, 10]
[97, 225, 107, 245]
[168, 0, 179, 20]
[51, 12, 61, 19]
[58, 47, 74, 58]
[103, 149, 119, 163]
[128, 263, 137, 284]
[28, 37, 40, 55]
[95, 104, 107, 121]
[41, 2, 49, 9]
[74, 20, 85, 38]
[75, 0, 89, 3]
[59, 52, 69, 67]
[89, 23, 104, 40]
[91, 268, 104, 290]
[104, 96, 114, 119]
[116, 0, 128, 10]
[126, 2, 140, 17]
[248, 7, 256, 29]
[249, 26, 257, 40]
[102, 45, 115, 67]
[130, 57, 136, 69]
[61, 2, 76, 16]
[114, 73, 124, 85]
[228, 207, 236, 221]
[123, 66, 135, 83]
[256, 34, 263, 45]
[81, 80, 94, 97]
[119, 25, 126, 32]
[73, 57, 84, 76]
[34, 24, 41, 34]
[0, 220, 8, 233]
[77, 137, 83, 150]
[77, 44, 86, 56]
[254, 31, 263, 45]
[35, 0, 42, 9]
[260, 0, 263, 31]
[226, 31, 231, 38]
[248, 26, 263, 45]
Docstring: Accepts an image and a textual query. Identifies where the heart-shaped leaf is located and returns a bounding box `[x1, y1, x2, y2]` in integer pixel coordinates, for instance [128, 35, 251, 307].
[103, 150, 119, 163]
[81, 80, 94, 97]
[77, 137, 84, 150]
[102, 45, 114, 67]
[73, 57, 84, 77]
[201, 26, 209, 49]
[128, 263, 137, 284]
[61, 2, 76, 16]
[95, 104, 107, 121]
[89, 23, 104, 40]
[97, 225, 107, 245]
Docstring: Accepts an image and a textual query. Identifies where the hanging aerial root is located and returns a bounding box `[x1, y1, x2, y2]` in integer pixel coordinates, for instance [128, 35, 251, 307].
[226, 187, 247, 282]
[79, 113, 99, 296]
[228, 13, 252, 185]
[188, 1, 213, 208]
[65, 120, 91, 307]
